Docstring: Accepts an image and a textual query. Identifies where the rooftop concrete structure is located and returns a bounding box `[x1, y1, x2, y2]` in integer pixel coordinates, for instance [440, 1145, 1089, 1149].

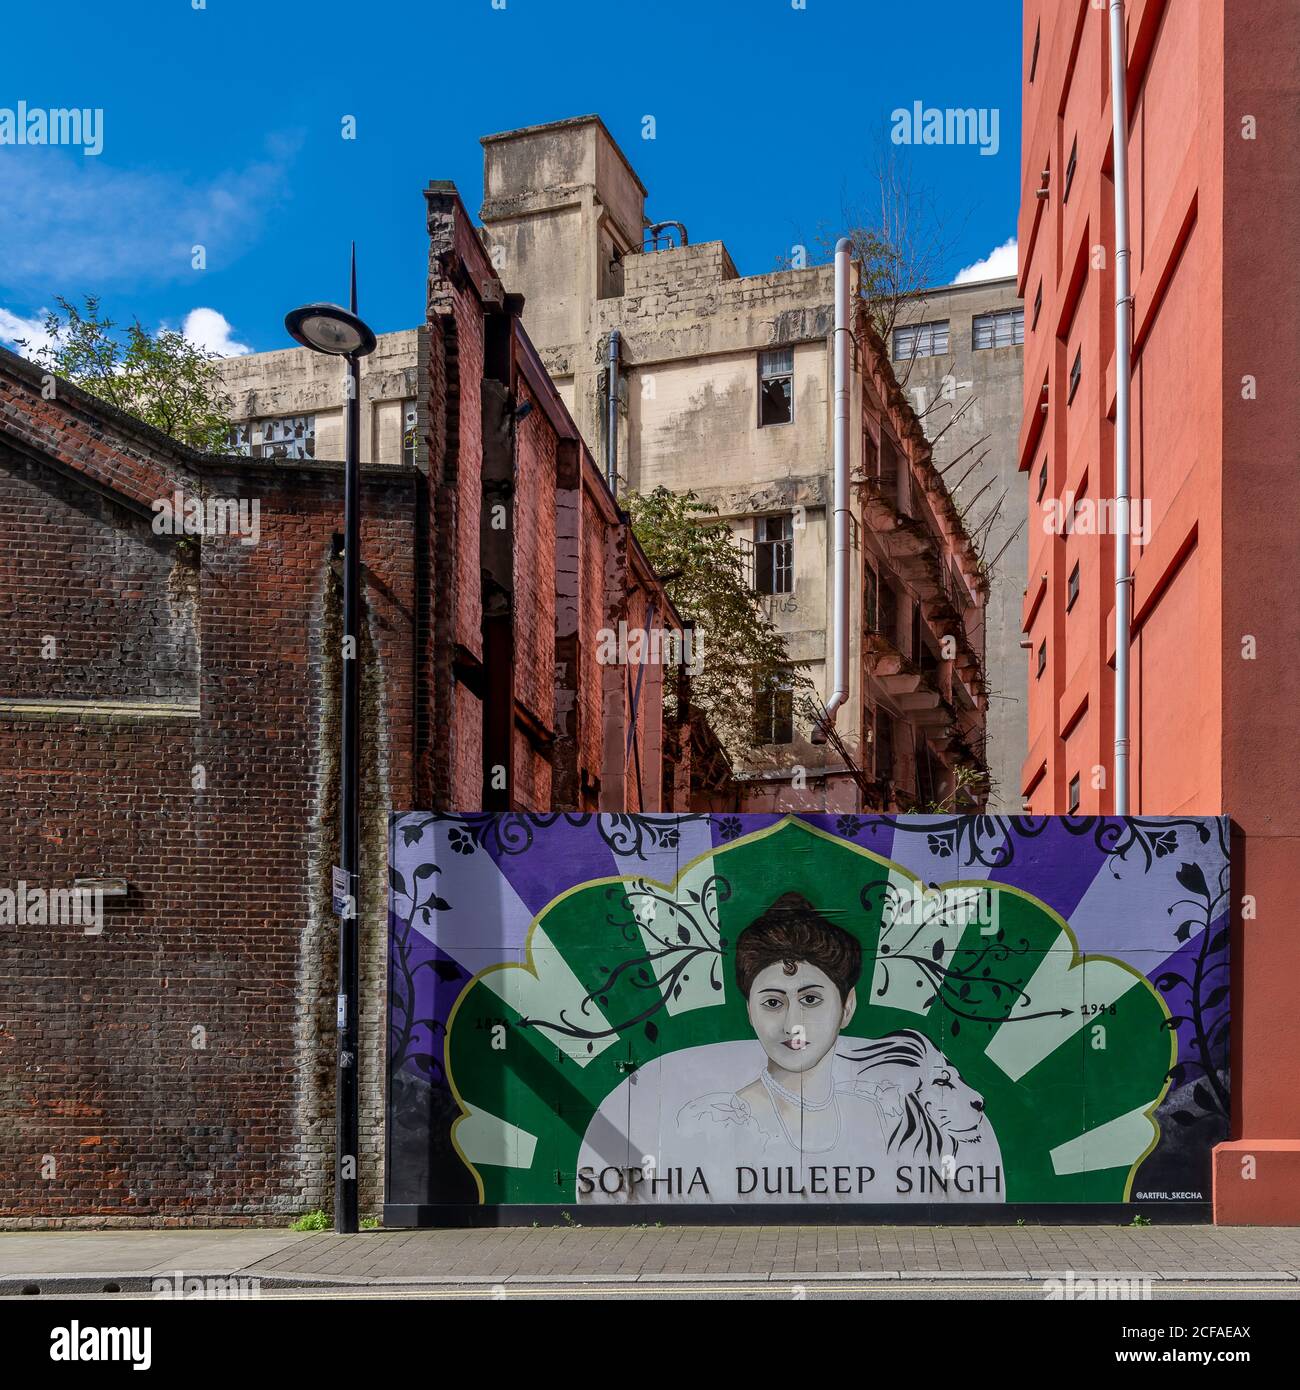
[217, 115, 993, 812]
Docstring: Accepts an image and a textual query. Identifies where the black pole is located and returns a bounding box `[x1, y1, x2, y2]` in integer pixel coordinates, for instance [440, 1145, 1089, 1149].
[336, 249, 361, 1235]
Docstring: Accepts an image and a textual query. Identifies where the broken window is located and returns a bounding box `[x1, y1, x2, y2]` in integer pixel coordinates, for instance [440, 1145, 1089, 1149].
[892, 320, 949, 361]
[753, 672, 794, 745]
[754, 514, 793, 594]
[758, 347, 794, 426]
[228, 416, 316, 460]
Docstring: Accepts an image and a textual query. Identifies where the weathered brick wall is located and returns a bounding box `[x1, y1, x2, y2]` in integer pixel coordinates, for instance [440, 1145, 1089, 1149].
[1, 177, 717, 1225]
[0, 449, 199, 702]
[0, 359, 417, 1223]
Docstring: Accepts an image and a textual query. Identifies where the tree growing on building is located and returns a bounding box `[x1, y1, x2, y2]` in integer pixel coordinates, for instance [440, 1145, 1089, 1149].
[18, 296, 234, 452]
[626, 486, 812, 754]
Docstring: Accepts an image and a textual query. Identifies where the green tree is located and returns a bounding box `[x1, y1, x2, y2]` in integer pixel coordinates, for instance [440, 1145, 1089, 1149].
[625, 486, 813, 755]
[19, 296, 234, 451]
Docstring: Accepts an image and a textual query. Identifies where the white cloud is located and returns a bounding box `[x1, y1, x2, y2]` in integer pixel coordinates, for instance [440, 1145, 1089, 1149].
[181, 307, 251, 357]
[0, 306, 57, 358]
[953, 236, 1018, 285]
[0, 138, 299, 291]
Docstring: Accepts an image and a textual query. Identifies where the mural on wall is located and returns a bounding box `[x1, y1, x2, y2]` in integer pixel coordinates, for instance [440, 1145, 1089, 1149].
[387, 814, 1230, 1214]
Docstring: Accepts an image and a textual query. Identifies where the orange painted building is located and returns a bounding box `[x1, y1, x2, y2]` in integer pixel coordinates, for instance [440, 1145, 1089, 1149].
[1018, 0, 1299, 1221]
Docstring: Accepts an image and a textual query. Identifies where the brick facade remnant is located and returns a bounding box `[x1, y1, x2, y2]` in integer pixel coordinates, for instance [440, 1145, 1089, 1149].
[0, 180, 721, 1224]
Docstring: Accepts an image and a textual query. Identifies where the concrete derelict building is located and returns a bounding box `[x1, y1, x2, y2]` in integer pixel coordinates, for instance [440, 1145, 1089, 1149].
[887, 276, 1028, 811]
[218, 115, 1007, 812]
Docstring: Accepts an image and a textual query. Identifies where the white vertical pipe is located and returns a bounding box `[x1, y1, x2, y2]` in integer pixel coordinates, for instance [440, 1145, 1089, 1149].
[822, 238, 852, 728]
[1109, 0, 1133, 814]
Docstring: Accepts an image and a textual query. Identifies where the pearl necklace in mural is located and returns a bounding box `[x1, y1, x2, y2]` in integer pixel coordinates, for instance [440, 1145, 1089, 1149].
[761, 1069, 842, 1153]
[762, 1068, 835, 1111]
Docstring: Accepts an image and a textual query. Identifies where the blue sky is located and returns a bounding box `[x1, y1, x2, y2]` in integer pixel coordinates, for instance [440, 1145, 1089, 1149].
[0, 0, 1022, 358]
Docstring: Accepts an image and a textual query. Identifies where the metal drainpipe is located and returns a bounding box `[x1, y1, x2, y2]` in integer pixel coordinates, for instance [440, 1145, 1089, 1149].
[1109, 0, 1133, 814]
[821, 237, 853, 733]
[606, 329, 621, 495]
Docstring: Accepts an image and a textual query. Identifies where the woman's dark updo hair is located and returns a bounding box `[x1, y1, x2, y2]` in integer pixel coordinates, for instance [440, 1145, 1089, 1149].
[734, 891, 862, 1005]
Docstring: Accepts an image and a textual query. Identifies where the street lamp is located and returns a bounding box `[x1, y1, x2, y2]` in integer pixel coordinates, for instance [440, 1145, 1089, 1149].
[286, 249, 376, 1235]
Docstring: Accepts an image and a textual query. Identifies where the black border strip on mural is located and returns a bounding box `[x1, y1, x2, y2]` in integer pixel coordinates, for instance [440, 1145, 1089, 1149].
[384, 1201, 1212, 1228]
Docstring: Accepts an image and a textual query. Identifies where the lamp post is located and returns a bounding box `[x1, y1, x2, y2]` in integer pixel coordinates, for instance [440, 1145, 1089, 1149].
[286, 249, 377, 1234]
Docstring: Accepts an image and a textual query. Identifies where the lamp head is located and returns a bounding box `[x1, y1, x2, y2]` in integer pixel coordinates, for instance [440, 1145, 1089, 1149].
[284, 302, 377, 357]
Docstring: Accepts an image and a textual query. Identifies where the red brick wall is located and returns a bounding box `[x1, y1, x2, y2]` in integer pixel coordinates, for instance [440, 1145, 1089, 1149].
[0, 367, 417, 1221]
[1, 179, 709, 1224]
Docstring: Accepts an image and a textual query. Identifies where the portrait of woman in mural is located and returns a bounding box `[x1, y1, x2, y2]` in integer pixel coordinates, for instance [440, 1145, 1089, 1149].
[673, 893, 998, 1182]
[677, 892, 877, 1157]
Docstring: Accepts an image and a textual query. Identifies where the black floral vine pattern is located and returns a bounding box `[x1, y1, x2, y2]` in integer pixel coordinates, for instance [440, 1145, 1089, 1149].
[388, 860, 456, 1083]
[397, 812, 706, 860]
[517, 874, 731, 1051]
[1154, 817, 1231, 1122]
[861, 879, 1072, 1039]
[861, 813, 1213, 877]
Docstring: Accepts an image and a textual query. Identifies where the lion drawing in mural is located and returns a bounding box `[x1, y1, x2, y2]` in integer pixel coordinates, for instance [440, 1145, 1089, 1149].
[843, 1029, 991, 1158]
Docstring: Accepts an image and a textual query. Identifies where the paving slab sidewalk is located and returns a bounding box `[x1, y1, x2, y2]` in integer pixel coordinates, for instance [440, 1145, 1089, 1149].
[3, 1225, 1300, 1290]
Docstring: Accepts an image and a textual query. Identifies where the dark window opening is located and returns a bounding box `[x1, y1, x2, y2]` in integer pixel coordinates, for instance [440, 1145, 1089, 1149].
[1037, 458, 1049, 502]
[874, 708, 894, 781]
[876, 576, 899, 647]
[753, 674, 794, 745]
[1063, 135, 1078, 204]
[1068, 348, 1082, 403]
[864, 564, 879, 634]
[402, 400, 418, 467]
[916, 740, 942, 806]
[1037, 639, 1047, 678]
[1030, 21, 1040, 83]
[1033, 280, 1042, 329]
[1069, 773, 1081, 813]
[1067, 561, 1081, 610]
[754, 514, 794, 594]
[758, 347, 794, 426]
